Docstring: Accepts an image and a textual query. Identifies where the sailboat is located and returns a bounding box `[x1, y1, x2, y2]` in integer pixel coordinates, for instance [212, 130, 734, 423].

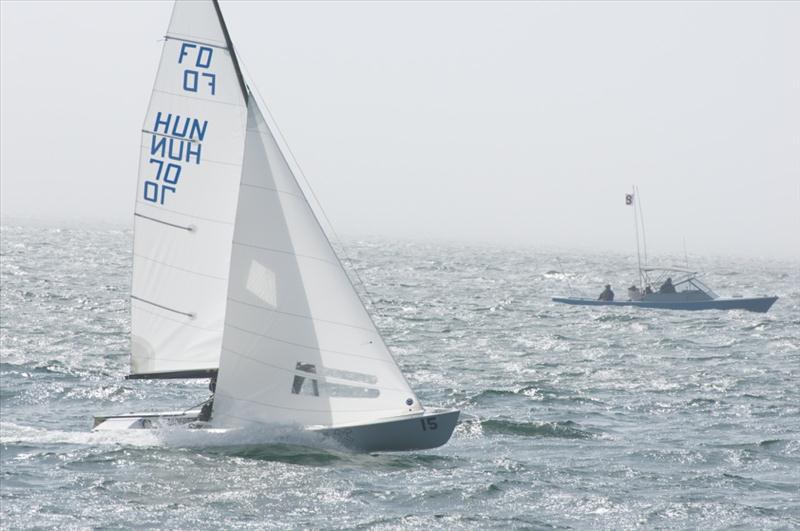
[93, 0, 459, 452]
[552, 188, 778, 313]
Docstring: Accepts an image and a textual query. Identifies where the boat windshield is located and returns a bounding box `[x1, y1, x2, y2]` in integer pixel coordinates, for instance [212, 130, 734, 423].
[639, 268, 717, 298]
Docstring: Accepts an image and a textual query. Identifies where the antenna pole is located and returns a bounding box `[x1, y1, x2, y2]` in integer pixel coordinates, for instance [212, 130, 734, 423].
[557, 257, 574, 296]
[632, 186, 643, 288]
[635, 185, 649, 269]
[683, 236, 689, 269]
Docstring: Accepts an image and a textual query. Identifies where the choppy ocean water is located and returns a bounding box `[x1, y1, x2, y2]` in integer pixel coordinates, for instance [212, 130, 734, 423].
[1, 224, 798, 529]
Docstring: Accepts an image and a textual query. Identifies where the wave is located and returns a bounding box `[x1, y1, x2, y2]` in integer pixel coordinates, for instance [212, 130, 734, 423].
[480, 419, 596, 439]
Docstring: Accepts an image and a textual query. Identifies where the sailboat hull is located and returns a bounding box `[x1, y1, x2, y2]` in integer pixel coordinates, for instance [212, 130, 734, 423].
[315, 408, 460, 452]
[93, 408, 459, 453]
[551, 296, 778, 313]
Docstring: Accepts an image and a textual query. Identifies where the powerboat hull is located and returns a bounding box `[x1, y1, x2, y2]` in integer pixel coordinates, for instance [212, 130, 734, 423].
[552, 296, 778, 313]
[93, 407, 459, 453]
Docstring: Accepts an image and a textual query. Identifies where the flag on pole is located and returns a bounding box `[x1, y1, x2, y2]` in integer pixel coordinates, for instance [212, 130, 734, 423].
[625, 193, 634, 205]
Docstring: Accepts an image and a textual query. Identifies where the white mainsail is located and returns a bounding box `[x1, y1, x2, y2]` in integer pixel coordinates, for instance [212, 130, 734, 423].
[130, 0, 247, 376]
[212, 103, 423, 428]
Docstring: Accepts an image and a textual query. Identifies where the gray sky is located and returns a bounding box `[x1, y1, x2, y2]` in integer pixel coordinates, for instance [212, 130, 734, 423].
[2, 1, 798, 258]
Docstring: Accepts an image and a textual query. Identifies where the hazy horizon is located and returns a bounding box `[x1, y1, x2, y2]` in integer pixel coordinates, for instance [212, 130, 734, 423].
[2, 1, 799, 259]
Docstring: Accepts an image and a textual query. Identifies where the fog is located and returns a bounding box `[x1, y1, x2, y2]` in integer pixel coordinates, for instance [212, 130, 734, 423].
[2, 1, 798, 258]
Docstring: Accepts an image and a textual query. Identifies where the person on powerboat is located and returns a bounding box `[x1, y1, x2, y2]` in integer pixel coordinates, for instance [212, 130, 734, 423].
[659, 277, 676, 294]
[628, 285, 642, 300]
[598, 284, 614, 301]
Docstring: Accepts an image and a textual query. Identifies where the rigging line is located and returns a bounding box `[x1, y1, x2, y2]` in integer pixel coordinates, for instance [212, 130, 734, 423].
[236, 61, 385, 321]
[182, 397, 213, 415]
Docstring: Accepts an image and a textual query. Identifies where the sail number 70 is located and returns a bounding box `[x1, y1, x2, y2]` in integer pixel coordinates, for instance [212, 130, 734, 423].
[420, 417, 438, 431]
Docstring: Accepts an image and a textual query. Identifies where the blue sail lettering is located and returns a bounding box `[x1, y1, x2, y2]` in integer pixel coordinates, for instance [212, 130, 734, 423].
[170, 115, 190, 138]
[186, 142, 202, 165]
[189, 119, 208, 142]
[150, 135, 166, 157]
[196, 47, 213, 68]
[153, 112, 171, 135]
[183, 70, 199, 93]
[162, 163, 182, 185]
[178, 42, 196, 64]
[145, 112, 209, 205]
[202, 73, 216, 95]
[167, 138, 185, 161]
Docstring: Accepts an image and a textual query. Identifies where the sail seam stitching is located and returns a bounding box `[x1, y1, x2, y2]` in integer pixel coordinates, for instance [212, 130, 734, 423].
[133, 253, 227, 281]
[142, 130, 199, 144]
[164, 35, 228, 50]
[135, 202, 234, 226]
[215, 395, 414, 415]
[151, 88, 244, 108]
[239, 182, 305, 201]
[226, 297, 376, 333]
[132, 305, 219, 332]
[220, 348, 406, 393]
[137, 143, 243, 168]
[231, 241, 338, 267]
[224, 323, 395, 363]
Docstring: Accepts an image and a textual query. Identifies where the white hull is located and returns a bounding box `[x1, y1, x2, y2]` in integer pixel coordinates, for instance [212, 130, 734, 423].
[93, 407, 459, 453]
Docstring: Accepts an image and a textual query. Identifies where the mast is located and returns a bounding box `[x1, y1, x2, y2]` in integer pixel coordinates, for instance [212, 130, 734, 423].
[212, 0, 248, 104]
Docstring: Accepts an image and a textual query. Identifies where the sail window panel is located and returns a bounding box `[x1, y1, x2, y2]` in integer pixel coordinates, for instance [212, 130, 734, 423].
[152, 38, 245, 108]
[232, 186, 333, 263]
[244, 260, 277, 308]
[223, 299, 387, 362]
[167, 1, 228, 49]
[133, 209, 235, 281]
[130, 305, 223, 374]
[225, 245, 375, 331]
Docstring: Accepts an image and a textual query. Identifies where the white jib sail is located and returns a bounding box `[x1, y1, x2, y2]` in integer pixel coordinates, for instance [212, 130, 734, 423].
[130, 0, 247, 375]
[213, 102, 423, 428]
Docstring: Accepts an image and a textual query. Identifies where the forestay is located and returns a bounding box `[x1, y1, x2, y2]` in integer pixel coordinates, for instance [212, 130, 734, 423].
[213, 103, 423, 428]
[130, 0, 247, 376]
